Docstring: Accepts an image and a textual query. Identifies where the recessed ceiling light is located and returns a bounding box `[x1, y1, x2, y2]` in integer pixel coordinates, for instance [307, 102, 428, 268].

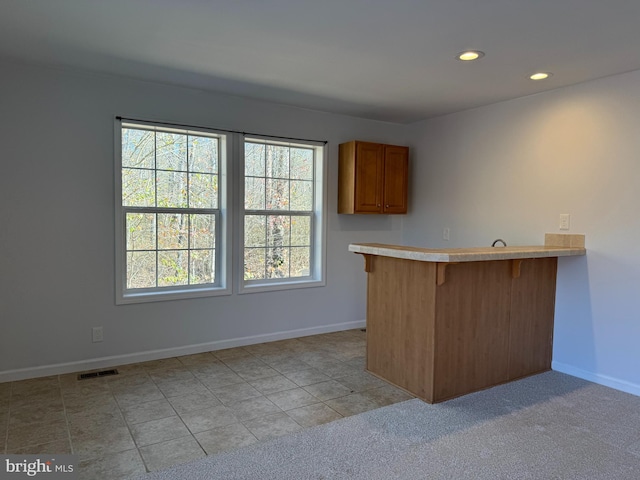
[456, 50, 485, 61]
[529, 72, 552, 80]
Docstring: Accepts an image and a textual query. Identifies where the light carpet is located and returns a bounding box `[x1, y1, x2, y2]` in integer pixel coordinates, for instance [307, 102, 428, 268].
[134, 371, 640, 479]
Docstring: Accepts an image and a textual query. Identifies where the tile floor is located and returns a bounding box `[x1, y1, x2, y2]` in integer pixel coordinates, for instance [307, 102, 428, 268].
[0, 329, 413, 479]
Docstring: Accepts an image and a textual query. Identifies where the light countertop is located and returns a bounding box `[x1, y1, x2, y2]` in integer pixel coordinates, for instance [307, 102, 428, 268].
[349, 237, 586, 263]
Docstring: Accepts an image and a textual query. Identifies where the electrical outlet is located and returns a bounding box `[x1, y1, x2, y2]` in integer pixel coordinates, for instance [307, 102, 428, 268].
[559, 214, 570, 230]
[443, 228, 450, 241]
[92, 326, 103, 343]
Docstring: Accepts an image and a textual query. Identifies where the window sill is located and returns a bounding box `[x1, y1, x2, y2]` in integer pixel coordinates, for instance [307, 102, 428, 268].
[116, 285, 232, 305]
[239, 278, 325, 295]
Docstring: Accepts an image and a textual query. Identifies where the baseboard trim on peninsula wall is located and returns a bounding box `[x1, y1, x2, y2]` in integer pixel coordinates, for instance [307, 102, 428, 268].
[553, 361, 640, 397]
[0, 320, 367, 383]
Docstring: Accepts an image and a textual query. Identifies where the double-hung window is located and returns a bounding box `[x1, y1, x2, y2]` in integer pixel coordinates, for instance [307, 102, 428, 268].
[115, 120, 229, 303]
[241, 138, 325, 292]
[115, 119, 325, 303]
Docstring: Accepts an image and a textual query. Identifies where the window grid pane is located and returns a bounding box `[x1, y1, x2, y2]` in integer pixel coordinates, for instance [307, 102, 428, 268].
[122, 129, 155, 169]
[243, 213, 312, 281]
[122, 168, 155, 207]
[290, 148, 314, 180]
[290, 246, 311, 277]
[125, 210, 218, 288]
[127, 251, 156, 289]
[122, 126, 220, 291]
[243, 139, 316, 283]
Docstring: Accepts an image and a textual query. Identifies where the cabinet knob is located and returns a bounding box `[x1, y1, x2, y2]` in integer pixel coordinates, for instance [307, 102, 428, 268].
[385, 205, 389, 208]
[377, 204, 381, 207]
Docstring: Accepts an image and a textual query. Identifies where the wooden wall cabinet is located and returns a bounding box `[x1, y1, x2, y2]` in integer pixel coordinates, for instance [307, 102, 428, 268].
[338, 141, 408, 214]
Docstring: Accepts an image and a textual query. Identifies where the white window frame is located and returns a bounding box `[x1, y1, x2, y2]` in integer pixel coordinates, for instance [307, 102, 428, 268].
[238, 135, 327, 294]
[114, 118, 232, 304]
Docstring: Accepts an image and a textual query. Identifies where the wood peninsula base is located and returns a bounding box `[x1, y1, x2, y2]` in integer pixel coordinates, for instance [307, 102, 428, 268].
[350, 237, 585, 403]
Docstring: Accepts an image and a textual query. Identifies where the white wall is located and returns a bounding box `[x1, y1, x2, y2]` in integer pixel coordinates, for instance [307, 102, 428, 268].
[0, 60, 409, 380]
[404, 69, 640, 395]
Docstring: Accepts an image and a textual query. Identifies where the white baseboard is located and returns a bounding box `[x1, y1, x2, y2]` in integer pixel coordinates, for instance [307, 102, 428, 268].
[0, 320, 366, 383]
[552, 361, 640, 397]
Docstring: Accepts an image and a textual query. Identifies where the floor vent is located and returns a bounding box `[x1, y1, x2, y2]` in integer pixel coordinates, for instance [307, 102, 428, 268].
[77, 369, 119, 380]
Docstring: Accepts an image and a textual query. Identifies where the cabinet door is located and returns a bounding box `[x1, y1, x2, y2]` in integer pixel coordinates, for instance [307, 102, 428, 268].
[354, 142, 384, 213]
[383, 145, 408, 214]
[508, 257, 557, 379]
[433, 261, 512, 402]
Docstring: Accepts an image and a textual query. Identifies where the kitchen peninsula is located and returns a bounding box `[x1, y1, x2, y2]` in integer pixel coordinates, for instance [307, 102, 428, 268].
[349, 234, 586, 403]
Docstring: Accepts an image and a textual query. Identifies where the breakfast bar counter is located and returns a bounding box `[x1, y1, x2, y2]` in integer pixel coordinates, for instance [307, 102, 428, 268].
[350, 234, 585, 403]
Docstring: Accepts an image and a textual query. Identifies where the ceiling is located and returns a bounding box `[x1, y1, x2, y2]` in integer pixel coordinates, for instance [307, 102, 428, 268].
[1, 0, 640, 124]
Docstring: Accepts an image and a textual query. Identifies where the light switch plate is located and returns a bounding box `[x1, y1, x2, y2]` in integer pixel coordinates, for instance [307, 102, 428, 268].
[559, 214, 570, 230]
